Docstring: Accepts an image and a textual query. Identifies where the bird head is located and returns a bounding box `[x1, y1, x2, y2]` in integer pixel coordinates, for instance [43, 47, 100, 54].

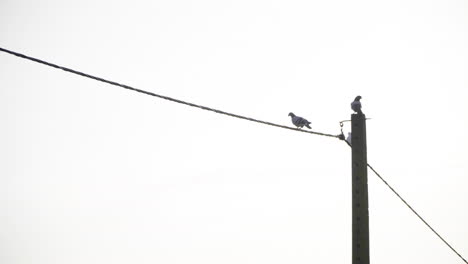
[355, 96, 362, 101]
[288, 112, 295, 117]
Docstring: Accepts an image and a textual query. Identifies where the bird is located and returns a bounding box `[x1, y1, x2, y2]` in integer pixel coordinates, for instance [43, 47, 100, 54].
[288, 112, 311, 129]
[346, 132, 352, 145]
[351, 96, 363, 114]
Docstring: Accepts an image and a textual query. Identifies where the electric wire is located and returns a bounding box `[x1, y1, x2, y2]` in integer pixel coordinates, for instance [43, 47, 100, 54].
[0, 47, 340, 139]
[368, 163, 468, 264]
[344, 140, 468, 264]
[2, 46, 466, 262]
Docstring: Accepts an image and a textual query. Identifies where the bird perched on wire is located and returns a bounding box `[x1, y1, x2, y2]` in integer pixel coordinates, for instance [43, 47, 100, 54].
[288, 112, 312, 129]
[351, 96, 363, 114]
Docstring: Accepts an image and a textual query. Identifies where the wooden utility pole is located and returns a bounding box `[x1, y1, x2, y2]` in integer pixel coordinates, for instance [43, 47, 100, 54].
[351, 113, 369, 264]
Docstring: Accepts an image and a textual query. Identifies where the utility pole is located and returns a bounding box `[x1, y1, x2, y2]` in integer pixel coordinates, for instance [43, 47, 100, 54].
[351, 113, 369, 264]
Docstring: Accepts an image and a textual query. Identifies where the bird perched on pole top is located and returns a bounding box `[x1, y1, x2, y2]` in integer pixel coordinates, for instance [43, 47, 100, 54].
[351, 96, 363, 114]
[288, 112, 312, 129]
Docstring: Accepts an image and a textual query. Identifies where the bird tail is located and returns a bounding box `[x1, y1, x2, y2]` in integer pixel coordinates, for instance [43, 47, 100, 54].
[305, 123, 311, 129]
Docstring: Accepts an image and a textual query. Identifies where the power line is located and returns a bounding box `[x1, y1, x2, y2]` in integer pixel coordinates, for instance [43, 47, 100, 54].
[0, 46, 340, 139]
[4, 45, 465, 262]
[344, 140, 467, 264]
[368, 164, 468, 264]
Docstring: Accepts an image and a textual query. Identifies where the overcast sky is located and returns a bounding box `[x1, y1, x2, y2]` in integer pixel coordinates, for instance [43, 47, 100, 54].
[1, 0, 467, 263]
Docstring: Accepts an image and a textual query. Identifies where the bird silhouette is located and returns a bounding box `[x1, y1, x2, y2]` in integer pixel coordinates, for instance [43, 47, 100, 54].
[288, 112, 312, 129]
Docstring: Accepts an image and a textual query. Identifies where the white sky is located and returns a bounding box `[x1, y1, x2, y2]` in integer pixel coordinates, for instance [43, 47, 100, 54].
[1, 0, 467, 263]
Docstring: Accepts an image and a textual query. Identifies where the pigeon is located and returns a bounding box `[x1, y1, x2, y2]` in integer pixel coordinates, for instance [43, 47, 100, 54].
[346, 132, 352, 145]
[288, 112, 312, 129]
[351, 96, 363, 114]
